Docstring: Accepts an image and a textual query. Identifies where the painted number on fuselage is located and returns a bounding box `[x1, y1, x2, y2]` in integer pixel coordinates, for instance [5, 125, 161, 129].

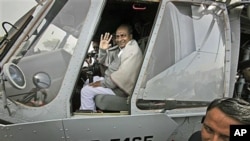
[91, 135, 154, 141]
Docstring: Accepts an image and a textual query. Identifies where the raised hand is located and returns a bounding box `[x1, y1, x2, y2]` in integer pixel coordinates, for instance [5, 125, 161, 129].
[99, 32, 113, 50]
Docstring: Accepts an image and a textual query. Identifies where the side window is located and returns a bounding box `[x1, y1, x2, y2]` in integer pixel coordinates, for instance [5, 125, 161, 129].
[140, 2, 226, 102]
[145, 2, 197, 82]
[32, 24, 77, 54]
[33, 24, 66, 52]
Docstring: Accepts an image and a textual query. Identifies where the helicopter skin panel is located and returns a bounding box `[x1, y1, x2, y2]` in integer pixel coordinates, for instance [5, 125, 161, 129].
[0, 120, 64, 141]
[0, 113, 177, 141]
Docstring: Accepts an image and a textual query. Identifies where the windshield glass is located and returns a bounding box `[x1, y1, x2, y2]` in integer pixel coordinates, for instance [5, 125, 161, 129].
[0, 0, 36, 35]
[3, 0, 91, 107]
[141, 1, 226, 102]
[0, 1, 42, 64]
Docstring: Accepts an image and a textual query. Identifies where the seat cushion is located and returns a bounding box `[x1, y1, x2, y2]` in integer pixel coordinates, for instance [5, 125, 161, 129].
[94, 95, 129, 111]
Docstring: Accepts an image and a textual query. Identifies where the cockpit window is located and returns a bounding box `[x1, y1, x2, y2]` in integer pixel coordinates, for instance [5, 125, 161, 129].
[3, 0, 91, 107]
[30, 23, 77, 54]
[0, 5, 37, 63]
[140, 1, 226, 101]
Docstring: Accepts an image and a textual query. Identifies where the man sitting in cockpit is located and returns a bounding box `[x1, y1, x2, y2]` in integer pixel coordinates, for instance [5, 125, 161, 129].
[79, 24, 143, 112]
[98, 32, 119, 76]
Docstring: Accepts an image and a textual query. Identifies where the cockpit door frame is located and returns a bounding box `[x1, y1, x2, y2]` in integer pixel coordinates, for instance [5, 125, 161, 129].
[131, 0, 232, 116]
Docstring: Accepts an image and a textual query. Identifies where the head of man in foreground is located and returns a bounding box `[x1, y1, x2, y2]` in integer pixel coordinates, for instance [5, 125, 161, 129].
[201, 97, 250, 141]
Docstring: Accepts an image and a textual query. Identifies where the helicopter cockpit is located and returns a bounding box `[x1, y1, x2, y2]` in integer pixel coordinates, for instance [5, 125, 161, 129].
[0, 0, 247, 119]
[0, 0, 159, 112]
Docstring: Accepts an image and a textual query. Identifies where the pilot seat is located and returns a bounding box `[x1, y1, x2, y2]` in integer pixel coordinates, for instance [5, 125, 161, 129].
[94, 94, 129, 112]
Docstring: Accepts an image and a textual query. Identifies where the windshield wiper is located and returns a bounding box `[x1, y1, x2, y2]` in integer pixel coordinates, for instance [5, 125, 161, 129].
[0, 22, 17, 48]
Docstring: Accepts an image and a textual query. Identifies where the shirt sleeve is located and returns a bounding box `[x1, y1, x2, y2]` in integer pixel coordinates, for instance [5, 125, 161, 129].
[98, 48, 107, 65]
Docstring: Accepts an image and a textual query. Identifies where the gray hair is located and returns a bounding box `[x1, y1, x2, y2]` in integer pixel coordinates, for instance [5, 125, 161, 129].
[205, 98, 250, 124]
[117, 24, 133, 35]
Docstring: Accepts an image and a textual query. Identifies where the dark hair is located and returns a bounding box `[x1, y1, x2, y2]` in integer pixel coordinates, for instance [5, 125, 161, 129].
[205, 98, 250, 124]
[117, 24, 133, 35]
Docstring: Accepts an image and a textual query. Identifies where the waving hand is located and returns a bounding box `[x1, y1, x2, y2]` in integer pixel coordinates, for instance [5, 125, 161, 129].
[99, 32, 113, 50]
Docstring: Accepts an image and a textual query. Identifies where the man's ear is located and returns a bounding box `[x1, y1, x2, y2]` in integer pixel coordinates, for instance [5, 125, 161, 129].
[201, 116, 205, 123]
[129, 34, 133, 39]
